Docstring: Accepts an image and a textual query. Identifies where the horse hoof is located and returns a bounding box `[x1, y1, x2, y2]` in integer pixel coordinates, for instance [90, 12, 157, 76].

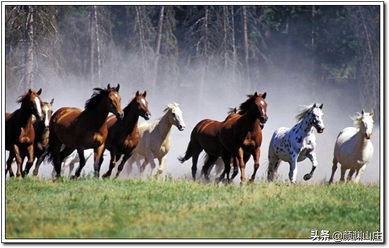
[303, 174, 312, 181]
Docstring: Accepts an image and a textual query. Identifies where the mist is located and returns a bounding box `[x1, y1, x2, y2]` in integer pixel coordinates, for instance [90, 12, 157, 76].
[4, 5, 381, 184]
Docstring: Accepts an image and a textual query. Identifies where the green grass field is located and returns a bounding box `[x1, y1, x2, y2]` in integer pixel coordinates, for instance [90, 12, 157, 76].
[5, 178, 381, 240]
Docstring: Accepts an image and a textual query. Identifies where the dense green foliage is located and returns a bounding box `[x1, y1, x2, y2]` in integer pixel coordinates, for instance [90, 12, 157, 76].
[5, 178, 380, 239]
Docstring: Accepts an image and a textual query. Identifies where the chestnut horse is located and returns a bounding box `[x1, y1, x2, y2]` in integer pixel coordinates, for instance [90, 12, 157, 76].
[203, 102, 266, 183]
[101, 90, 151, 179]
[6, 89, 43, 177]
[48, 84, 124, 179]
[179, 92, 267, 184]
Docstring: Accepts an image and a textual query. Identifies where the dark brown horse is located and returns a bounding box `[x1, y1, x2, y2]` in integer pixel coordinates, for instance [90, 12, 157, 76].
[179, 92, 267, 183]
[102, 90, 151, 179]
[6, 89, 43, 177]
[48, 84, 124, 179]
[31, 99, 54, 176]
[216, 92, 267, 184]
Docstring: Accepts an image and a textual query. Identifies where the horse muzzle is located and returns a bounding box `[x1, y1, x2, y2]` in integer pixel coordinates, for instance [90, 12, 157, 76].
[116, 112, 124, 120]
[317, 127, 324, 133]
[365, 133, 372, 139]
[143, 112, 151, 120]
[259, 115, 268, 124]
[177, 124, 185, 131]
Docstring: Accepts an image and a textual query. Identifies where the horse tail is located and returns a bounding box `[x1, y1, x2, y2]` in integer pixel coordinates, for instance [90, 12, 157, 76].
[47, 127, 60, 163]
[178, 140, 194, 163]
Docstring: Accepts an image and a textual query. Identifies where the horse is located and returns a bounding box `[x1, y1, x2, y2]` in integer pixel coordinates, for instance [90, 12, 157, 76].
[201, 104, 266, 183]
[51, 149, 94, 178]
[215, 92, 268, 184]
[101, 91, 151, 179]
[48, 84, 124, 179]
[5, 88, 43, 177]
[179, 92, 267, 184]
[329, 110, 374, 184]
[267, 104, 325, 183]
[126, 103, 186, 177]
[30, 99, 54, 176]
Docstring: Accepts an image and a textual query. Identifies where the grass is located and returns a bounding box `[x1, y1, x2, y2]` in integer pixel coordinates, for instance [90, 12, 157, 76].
[5, 177, 381, 240]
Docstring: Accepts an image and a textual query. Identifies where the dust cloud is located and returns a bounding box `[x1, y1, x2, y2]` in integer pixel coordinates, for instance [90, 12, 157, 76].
[5, 47, 381, 186]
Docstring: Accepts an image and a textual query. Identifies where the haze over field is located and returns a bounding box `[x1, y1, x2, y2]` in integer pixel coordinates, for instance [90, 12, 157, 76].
[4, 5, 381, 184]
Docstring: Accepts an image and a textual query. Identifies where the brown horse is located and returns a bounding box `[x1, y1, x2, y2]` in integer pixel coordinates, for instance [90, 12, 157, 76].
[31, 99, 54, 176]
[217, 92, 267, 184]
[102, 91, 151, 179]
[179, 92, 267, 183]
[6, 89, 43, 177]
[48, 84, 124, 179]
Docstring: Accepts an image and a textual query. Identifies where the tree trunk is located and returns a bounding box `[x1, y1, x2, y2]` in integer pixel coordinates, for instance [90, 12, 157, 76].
[135, 6, 146, 84]
[94, 6, 102, 87]
[242, 6, 250, 84]
[231, 6, 237, 85]
[25, 5, 34, 89]
[153, 6, 165, 90]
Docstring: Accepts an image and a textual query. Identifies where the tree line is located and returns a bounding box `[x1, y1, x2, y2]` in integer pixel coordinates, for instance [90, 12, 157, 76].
[5, 5, 380, 113]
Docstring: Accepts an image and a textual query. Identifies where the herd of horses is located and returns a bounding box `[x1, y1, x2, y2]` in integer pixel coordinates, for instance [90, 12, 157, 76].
[5, 84, 375, 184]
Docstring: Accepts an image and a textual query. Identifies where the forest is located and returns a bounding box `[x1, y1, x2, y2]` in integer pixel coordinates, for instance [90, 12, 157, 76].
[4, 4, 381, 114]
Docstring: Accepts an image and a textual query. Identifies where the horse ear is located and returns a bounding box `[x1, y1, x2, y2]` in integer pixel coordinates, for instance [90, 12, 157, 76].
[37, 88, 42, 95]
[107, 83, 111, 89]
[362, 109, 365, 115]
[143, 91, 147, 98]
[313, 103, 316, 108]
[28, 89, 32, 94]
[370, 110, 374, 117]
[254, 92, 258, 97]
[136, 90, 140, 96]
[116, 84, 120, 92]
[262, 92, 267, 99]
[50, 98, 54, 105]
[319, 103, 323, 109]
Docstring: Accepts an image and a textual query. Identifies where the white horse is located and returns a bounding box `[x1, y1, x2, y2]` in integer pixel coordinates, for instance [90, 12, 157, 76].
[329, 110, 374, 184]
[127, 103, 186, 177]
[267, 104, 325, 183]
[51, 149, 94, 178]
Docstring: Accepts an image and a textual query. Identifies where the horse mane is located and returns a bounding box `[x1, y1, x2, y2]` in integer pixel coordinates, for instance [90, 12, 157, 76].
[237, 94, 256, 114]
[295, 104, 315, 121]
[227, 107, 238, 115]
[16, 92, 30, 104]
[163, 103, 179, 113]
[84, 87, 110, 110]
[352, 112, 373, 128]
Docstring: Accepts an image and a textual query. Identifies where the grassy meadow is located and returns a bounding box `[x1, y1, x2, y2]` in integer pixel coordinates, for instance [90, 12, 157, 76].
[5, 177, 381, 240]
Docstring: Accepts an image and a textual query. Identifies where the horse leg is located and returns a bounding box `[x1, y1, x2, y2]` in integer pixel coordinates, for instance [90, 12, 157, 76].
[23, 144, 36, 177]
[201, 155, 218, 182]
[267, 156, 281, 182]
[235, 148, 246, 185]
[347, 168, 356, 182]
[218, 151, 231, 183]
[13, 145, 23, 177]
[191, 150, 202, 181]
[328, 157, 338, 184]
[249, 148, 260, 183]
[288, 154, 298, 183]
[354, 164, 367, 183]
[33, 150, 48, 176]
[115, 153, 132, 179]
[303, 152, 318, 181]
[92, 145, 105, 178]
[102, 151, 117, 179]
[6, 151, 16, 177]
[157, 155, 167, 176]
[339, 166, 347, 183]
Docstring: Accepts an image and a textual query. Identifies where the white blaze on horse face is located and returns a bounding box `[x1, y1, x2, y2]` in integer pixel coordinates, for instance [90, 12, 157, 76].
[313, 107, 325, 130]
[34, 97, 43, 119]
[43, 105, 50, 127]
[362, 113, 374, 137]
[140, 98, 147, 107]
[174, 108, 186, 129]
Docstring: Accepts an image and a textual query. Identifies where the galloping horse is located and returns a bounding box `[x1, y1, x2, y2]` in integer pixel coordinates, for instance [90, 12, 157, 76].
[329, 110, 374, 184]
[267, 104, 324, 183]
[214, 101, 266, 183]
[102, 91, 151, 179]
[127, 103, 186, 177]
[31, 99, 54, 176]
[179, 92, 267, 184]
[215, 92, 268, 184]
[48, 84, 124, 179]
[6, 89, 43, 177]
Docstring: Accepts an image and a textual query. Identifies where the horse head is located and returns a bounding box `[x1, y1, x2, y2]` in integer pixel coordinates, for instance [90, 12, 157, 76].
[166, 103, 186, 131]
[42, 98, 54, 128]
[310, 103, 325, 133]
[360, 110, 374, 139]
[135, 90, 151, 120]
[18, 88, 43, 120]
[106, 83, 124, 120]
[253, 92, 268, 125]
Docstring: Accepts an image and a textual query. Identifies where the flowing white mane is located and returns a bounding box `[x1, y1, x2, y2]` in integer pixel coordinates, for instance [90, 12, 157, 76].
[295, 104, 315, 121]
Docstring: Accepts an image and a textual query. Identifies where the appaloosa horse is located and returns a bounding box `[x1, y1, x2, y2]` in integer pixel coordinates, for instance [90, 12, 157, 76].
[6, 89, 43, 177]
[48, 84, 124, 179]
